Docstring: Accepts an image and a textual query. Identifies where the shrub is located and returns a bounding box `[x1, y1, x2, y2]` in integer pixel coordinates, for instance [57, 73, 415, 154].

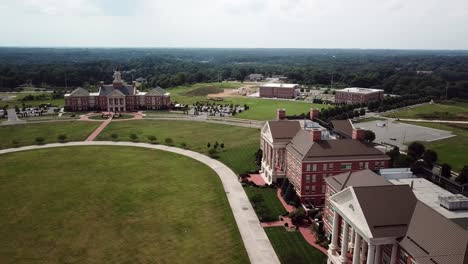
[207, 142, 211, 148]
[180, 142, 187, 149]
[129, 133, 138, 142]
[111, 133, 119, 140]
[147, 135, 157, 143]
[57, 134, 67, 143]
[220, 143, 224, 149]
[11, 140, 19, 147]
[35, 137, 45, 145]
[208, 148, 218, 158]
[289, 208, 306, 226]
[164, 138, 173, 145]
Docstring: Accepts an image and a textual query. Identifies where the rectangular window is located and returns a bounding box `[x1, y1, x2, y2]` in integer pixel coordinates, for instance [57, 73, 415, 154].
[359, 162, 364, 169]
[365, 162, 369, 169]
[322, 185, 326, 194]
[306, 175, 310, 183]
[329, 163, 334, 169]
[312, 164, 317, 171]
[381, 161, 385, 166]
[306, 164, 311, 171]
[311, 186, 316, 193]
[375, 161, 379, 166]
[323, 163, 328, 170]
[305, 185, 310, 194]
[312, 174, 316, 183]
[340, 163, 352, 170]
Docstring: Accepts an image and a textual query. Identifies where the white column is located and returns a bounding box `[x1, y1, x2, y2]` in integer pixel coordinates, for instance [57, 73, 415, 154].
[366, 244, 375, 264]
[352, 233, 361, 264]
[390, 243, 398, 264]
[349, 229, 355, 253]
[374, 245, 381, 264]
[339, 222, 350, 263]
[329, 211, 340, 255]
[360, 241, 367, 264]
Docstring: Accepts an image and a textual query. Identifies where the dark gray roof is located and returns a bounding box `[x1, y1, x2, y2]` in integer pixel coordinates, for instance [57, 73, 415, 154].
[399, 202, 468, 264]
[267, 121, 302, 143]
[353, 185, 417, 238]
[99, 84, 135, 96]
[146, 86, 168, 96]
[286, 130, 389, 161]
[325, 169, 391, 192]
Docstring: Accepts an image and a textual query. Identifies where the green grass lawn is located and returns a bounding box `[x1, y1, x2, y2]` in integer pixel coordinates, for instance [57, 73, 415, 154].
[265, 227, 327, 264]
[88, 114, 133, 120]
[243, 186, 287, 221]
[0, 121, 100, 149]
[167, 83, 329, 120]
[386, 102, 468, 120]
[96, 120, 259, 174]
[404, 122, 468, 172]
[0, 146, 248, 264]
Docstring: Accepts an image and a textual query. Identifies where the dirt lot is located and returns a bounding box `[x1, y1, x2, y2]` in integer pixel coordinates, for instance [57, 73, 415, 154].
[207, 85, 258, 98]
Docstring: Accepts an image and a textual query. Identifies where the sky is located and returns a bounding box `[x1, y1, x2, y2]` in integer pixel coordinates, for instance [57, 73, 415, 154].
[0, 0, 467, 49]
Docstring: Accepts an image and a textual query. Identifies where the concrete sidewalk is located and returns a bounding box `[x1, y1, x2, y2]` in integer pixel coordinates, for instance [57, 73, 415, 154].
[0, 141, 280, 264]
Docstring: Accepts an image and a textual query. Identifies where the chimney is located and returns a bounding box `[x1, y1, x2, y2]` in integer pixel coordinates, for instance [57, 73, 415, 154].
[310, 129, 322, 142]
[276, 109, 286, 120]
[310, 108, 320, 120]
[352, 128, 366, 140]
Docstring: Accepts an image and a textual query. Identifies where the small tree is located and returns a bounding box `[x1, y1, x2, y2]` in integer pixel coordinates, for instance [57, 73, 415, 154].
[111, 133, 119, 141]
[408, 142, 426, 159]
[35, 137, 45, 145]
[57, 134, 67, 143]
[11, 140, 19, 147]
[208, 147, 218, 158]
[180, 142, 187, 149]
[207, 142, 211, 148]
[165, 138, 173, 145]
[441, 163, 452, 178]
[359, 108, 366, 116]
[363, 130, 376, 143]
[422, 149, 438, 167]
[214, 141, 219, 149]
[130, 133, 138, 142]
[455, 166, 468, 185]
[289, 208, 306, 226]
[220, 143, 224, 149]
[147, 135, 157, 143]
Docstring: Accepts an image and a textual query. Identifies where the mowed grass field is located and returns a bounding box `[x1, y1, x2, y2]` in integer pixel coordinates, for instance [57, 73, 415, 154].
[403, 122, 468, 172]
[0, 121, 100, 149]
[265, 227, 327, 264]
[167, 82, 329, 120]
[243, 186, 287, 221]
[386, 102, 468, 120]
[96, 120, 260, 174]
[0, 146, 249, 264]
[0, 92, 64, 107]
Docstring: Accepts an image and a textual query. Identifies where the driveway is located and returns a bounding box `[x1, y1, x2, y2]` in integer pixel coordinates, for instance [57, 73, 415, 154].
[2, 108, 26, 125]
[0, 141, 280, 264]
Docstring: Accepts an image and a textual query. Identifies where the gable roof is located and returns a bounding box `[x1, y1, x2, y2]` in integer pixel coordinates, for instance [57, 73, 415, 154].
[99, 84, 135, 96]
[353, 185, 417, 238]
[266, 120, 302, 143]
[325, 169, 392, 192]
[399, 202, 468, 264]
[286, 130, 389, 161]
[69, 87, 89, 97]
[331, 119, 354, 138]
[146, 86, 169, 96]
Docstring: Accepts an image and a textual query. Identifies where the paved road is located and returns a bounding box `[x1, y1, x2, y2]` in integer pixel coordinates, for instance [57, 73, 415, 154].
[396, 118, 468, 124]
[0, 141, 280, 264]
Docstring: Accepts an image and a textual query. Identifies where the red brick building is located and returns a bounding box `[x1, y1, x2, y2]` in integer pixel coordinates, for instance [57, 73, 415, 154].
[65, 71, 171, 112]
[335, 87, 384, 105]
[259, 83, 298, 99]
[259, 109, 390, 207]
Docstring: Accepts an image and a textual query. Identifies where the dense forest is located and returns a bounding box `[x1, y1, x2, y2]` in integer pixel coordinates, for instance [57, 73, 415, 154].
[1, 48, 468, 99]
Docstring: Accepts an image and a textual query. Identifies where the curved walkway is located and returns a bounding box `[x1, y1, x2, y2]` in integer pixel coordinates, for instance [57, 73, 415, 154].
[0, 141, 280, 264]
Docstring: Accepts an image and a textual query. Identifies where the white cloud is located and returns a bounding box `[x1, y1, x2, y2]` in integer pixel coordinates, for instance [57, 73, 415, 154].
[1, 0, 468, 49]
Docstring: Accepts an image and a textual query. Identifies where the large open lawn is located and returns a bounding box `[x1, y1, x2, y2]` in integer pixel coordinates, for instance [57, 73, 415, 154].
[386, 102, 468, 120]
[0, 121, 100, 149]
[0, 92, 64, 107]
[96, 120, 259, 174]
[265, 227, 327, 264]
[0, 146, 248, 264]
[404, 122, 468, 172]
[167, 82, 329, 120]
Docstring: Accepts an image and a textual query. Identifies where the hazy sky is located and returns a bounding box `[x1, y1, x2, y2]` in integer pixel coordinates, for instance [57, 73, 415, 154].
[1, 0, 467, 49]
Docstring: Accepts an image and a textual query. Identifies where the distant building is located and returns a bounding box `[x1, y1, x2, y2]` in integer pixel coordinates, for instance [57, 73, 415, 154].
[259, 83, 299, 99]
[135, 77, 147, 83]
[246, 73, 264, 82]
[65, 71, 171, 112]
[335, 87, 384, 105]
[325, 170, 468, 264]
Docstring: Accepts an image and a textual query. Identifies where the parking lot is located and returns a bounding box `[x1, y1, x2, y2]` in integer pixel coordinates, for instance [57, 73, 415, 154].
[356, 119, 455, 150]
